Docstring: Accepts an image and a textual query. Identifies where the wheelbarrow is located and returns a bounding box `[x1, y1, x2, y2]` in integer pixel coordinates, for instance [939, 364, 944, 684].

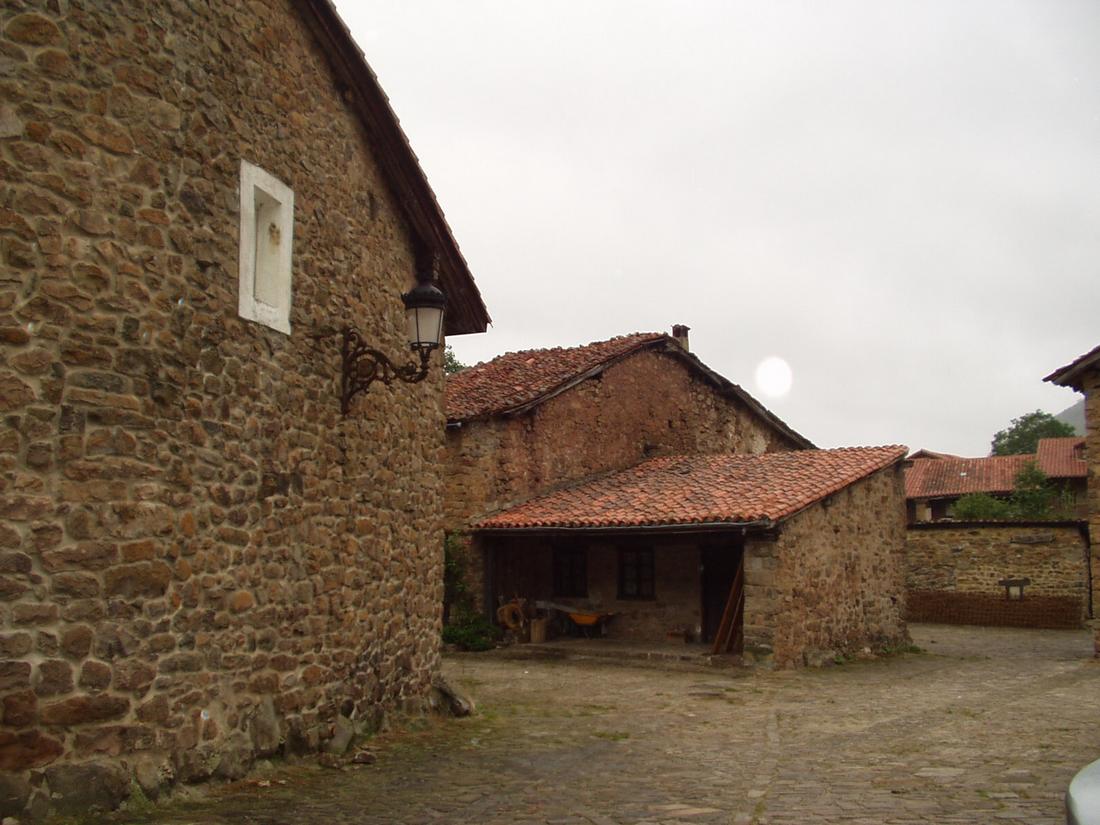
[535, 601, 615, 637]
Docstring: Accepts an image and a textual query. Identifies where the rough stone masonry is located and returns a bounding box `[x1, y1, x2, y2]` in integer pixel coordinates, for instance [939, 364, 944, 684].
[0, 0, 456, 818]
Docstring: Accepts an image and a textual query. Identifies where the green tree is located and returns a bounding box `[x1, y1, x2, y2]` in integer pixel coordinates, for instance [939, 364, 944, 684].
[1008, 461, 1065, 519]
[952, 462, 1070, 521]
[951, 493, 1013, 520]
[990, 410, 1075, 456]
[443, 345, 467, 375]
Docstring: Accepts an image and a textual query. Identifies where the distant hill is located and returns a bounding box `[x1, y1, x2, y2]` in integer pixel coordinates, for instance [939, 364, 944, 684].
[1055, 399, 1085, 435]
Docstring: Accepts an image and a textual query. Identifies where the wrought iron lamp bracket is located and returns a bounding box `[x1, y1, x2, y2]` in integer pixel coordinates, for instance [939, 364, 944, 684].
[341, 326, 432, 415]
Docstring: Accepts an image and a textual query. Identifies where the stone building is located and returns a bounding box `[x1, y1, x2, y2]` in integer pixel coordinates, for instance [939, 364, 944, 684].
[905, 438, 1088, 523]
[444, 329, 812, 611]
[1, 0, 487, 817]
[445, 330, 811, 533]
[474, 447, 911, 668]
[445, 331, 910, 666]
[1046, 345, 1100, 634]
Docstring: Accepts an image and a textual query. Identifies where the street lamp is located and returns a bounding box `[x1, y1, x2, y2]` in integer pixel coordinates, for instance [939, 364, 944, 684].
[341, 267, 446, 415]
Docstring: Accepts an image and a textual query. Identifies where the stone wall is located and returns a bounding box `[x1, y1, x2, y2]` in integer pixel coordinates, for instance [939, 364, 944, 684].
[1, 1, 447, 817]
[905, 523, 1089, 627]
[483, 535, 703, 641]
[906, 591, 1083, 629]
[744, 465, 909, 668]
[445, 347, 800, 534]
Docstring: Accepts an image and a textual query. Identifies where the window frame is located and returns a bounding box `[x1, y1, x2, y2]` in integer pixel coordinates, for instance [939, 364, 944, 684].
[238, 159, 294, 334]
[617, 547, 655, 600]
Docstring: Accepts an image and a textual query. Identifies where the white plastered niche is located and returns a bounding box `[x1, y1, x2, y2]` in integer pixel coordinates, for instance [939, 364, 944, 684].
[238, 160, 294, 334]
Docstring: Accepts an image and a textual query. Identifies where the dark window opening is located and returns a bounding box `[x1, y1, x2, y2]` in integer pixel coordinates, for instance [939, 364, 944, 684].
[618, 548, 655, 599]
[553, 548, 587, 598]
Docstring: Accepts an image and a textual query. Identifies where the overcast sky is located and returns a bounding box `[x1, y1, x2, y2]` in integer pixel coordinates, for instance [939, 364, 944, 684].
[335, 1, 1099, 456]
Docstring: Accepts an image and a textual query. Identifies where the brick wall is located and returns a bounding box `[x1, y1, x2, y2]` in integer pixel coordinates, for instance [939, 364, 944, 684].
[744, 466, 909, 667]
[445, 347, 799, 534]
[0, 1, 447, 815]
[904, 523, 1089, 627]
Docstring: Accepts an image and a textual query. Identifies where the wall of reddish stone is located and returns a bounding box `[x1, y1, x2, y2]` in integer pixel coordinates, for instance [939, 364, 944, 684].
[905, 524, 1089, 618]
[445, 347, 799, 533]
[744, 466, 909, 668]
[484, 536, 703, 641]
[0, 1, 447, 816]
[906, 591, 1082, 629]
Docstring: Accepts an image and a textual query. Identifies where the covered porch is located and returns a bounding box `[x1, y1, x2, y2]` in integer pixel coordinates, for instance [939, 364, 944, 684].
[477, 526, 759, 654]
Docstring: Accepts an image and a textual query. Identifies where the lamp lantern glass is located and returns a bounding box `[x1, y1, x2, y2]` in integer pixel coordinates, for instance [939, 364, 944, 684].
[402, 279, 446, 355]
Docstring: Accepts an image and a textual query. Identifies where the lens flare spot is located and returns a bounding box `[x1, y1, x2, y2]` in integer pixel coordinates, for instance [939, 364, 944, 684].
[755, 356, 792, 398]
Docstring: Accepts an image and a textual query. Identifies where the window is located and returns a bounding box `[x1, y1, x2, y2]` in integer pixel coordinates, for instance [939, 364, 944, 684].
[553, 548, 587, 598]
[238, 160, 293, 334]
[618, 548, 655, 599]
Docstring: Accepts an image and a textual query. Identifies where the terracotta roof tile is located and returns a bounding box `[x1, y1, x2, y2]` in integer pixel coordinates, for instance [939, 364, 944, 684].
[445, 333, 665, 421]
[904, 455, 1034, 499]
[475, 446, 907, 530]
[445, 332, 814, 448]
[1036, 436, 1087, 479]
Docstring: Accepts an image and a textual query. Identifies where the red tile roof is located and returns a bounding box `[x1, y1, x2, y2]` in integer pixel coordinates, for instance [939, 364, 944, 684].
[475, 446, 907, 531]
[905, 455, 1034, 499]
[446, 333, 664, 421]
[445, 332, 814, 448]
[907, 449, 961, 461]
[1045, 344, 1100, 391]
[1036, 436, 1087, 479]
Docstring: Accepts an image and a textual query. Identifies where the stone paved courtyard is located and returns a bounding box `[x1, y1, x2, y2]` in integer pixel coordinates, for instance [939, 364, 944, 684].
[110, 624, 1100, 825]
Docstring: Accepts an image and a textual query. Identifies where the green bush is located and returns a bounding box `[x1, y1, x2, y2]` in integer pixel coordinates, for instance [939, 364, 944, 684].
[951, 493, 1014, 520]
[441, 533, 499, 651]
[951, 462, 1075, 521]
[442, 607, 500, 652]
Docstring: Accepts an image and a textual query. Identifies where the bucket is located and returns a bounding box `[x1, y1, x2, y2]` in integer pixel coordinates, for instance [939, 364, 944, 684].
[530, 617, 547, 644]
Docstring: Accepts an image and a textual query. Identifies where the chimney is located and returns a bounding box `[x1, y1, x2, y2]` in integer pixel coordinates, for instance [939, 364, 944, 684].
[671, 324, 690, 352]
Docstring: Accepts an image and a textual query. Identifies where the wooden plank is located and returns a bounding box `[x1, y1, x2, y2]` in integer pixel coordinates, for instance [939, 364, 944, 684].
[727, 564, 745, 655]
[711, 560, 745, 656]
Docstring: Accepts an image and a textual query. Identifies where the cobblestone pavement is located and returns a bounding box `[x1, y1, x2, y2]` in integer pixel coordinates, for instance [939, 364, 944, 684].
[113, 624, 1100, 825]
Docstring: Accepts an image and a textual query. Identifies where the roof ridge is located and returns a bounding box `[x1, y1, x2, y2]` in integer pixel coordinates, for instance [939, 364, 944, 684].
[461, 331, 666, 369]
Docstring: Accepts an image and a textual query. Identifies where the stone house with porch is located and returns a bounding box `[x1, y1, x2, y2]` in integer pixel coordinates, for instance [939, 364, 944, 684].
[444, 329, 812, 609]
[0, 0, 487, 817]
[445, 332, 910, 666]
[473, 447, 911, 668]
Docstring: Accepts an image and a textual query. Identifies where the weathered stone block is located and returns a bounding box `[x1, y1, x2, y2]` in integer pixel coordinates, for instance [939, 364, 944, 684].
[5, 13, 63, 46]
[2, 690, 37, 727]
[0, 661, 32, 691]
[104, 561, 171, 598]
[60, 624, 94, 658]
[0, 730, 63, 770]
[44, 762, 131, 815]
[34, 659, 73, 696]
[78, 660, 112, 691]
[40, 693, 129, 726]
